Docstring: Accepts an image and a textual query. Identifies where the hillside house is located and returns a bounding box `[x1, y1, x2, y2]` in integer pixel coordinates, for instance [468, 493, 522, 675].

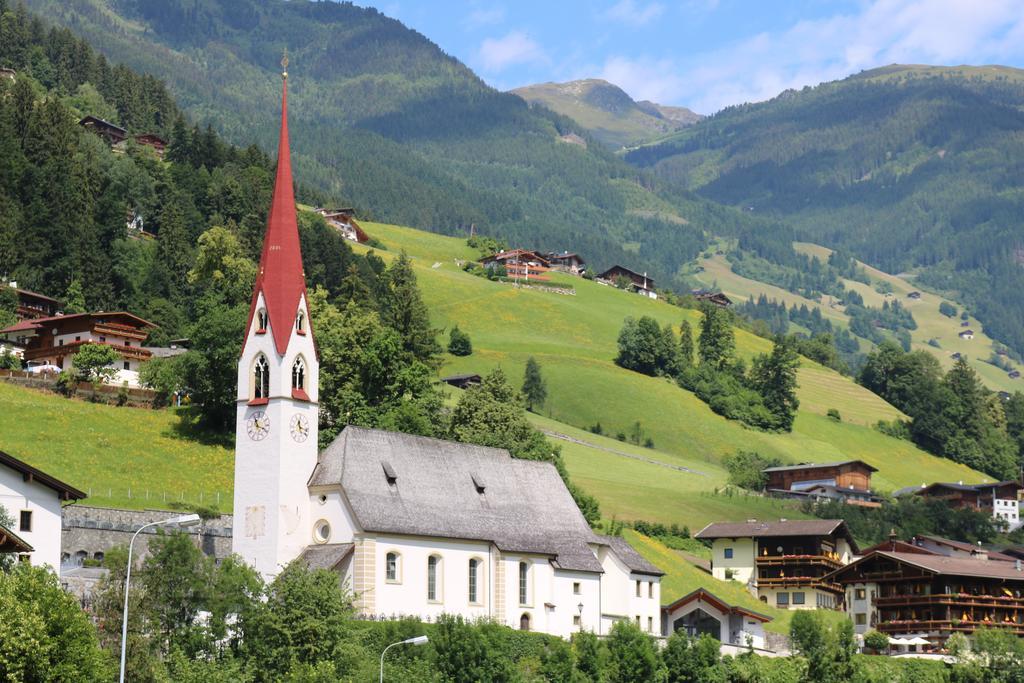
[228, 71, 665, 640]
[951, 352, 962, 360]
[662, 588, 772, 653]
[0, 450, 86, 571]
[695, 519, 857, 610]
[828, 547, 1024, 646]
[692, 290, 733, 308]
[763, 461, 882, 508]
[133, 133, 167, 157]
[546, 251, 586, 274]
[908, 291, 922, 300]
[1010, 371, 1021, 380]
[2, 283, 61, 321]
[78, 115, 127, 145]
[0, 312, 157, 386]
[440, 373, 482, 389]
[959, 330, 975, 340]
[908, 535, 1017, 562]
[315, 207, 369, 243]
[481, 250, 552, 282]
[900, 481, 1022, 530]
[597, 265, 657, 299]
[0, 67, 15, 80]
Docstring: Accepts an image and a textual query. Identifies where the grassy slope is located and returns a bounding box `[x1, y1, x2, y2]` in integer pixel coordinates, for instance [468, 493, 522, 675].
[0, 382, 232, 510]
[356, 220, 987, 495]
[692, 243, 1020, 393]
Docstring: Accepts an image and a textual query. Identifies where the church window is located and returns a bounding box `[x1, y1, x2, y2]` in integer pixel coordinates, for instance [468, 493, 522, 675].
[469, 558, 480, 603]
[519, 561, 530, 606]
[253, 354, 270, 399]
[386, 552, 400, 583]
[520, 613, 531, 631]
[257, 308, 268, 332]
[292, 356, 306, 391]
[428, 555, 441, 602]
[313, 520, 330, 544]
[295, 309, 305, 334]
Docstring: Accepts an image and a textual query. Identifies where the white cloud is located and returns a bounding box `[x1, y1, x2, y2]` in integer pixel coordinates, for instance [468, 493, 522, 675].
[604, 0, 665, 27]
[477, 31, 547, 72]
[464, 6, 505, 30]
[601, 0, 1024, 113]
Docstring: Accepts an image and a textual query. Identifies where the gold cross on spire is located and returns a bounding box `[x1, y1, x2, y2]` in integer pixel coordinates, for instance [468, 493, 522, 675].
[281, 48, 289, 79]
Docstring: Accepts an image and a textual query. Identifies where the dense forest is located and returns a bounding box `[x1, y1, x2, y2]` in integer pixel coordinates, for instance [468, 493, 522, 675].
[21, 0, 746, 288]
[628, 66, 1024, 356]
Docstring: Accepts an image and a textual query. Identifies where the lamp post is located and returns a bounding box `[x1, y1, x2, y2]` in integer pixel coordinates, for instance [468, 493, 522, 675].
[118, 513, 201, 683]
[578, 602, 584, 632]
[380, 635, 428, 683]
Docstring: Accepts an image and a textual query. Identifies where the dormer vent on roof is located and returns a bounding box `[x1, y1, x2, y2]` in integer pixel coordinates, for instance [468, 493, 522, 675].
[382, 461, 398, 485]
[471, 471, 486, 494]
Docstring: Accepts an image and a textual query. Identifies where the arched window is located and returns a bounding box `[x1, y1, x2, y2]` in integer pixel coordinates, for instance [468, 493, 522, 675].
[386, 551, 400, 583]
[520, 613, 531, 631]
[93, 551, 104, 562]
[292, 356, 306, 391]
[468, 558, 480, 603]
[518, 561, 529, 606]
[427, 555, 441, 602]
[256, 308, 268, 332]
[296, 309, 305, 334]
[253, 354, 270, 399]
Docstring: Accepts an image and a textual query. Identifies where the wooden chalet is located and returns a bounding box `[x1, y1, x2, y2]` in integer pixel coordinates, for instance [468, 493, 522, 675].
[597, 265, 657, 299]
[907, 291, 922, 300]
[440, 373, 482, 390]
[763, 460, 876, 493]
[0, 312, 156, 384]
[2, 284, 61, 320]
[78, 116, 127, 145]
[315, 207, 369, 243]
[0, 67, 15, 81]
[481, 250, 552, 282]
[692, 290, 733, 308]
[959, 329, 975, 339]
[546, 251, 586, 274]
[827, 549, 1024, 645]
[133, 133, 167, 158]
[908, 481, 1022, 511]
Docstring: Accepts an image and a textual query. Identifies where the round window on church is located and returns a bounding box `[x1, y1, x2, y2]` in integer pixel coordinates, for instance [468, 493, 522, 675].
[313, 519, 331, 544]
[318, 494, 328, 505]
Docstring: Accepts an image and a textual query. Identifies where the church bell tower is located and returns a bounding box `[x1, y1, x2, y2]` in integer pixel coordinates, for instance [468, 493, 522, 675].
[232, 55, 319, 581]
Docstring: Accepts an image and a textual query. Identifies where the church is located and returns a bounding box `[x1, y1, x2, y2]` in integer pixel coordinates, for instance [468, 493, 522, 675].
[231, 64, 662, 640]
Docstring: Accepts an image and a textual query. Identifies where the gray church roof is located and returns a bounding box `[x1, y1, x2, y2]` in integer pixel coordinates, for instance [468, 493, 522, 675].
[297, 543, 354, 571]
[309, 427, 604, 573]
[597, 535, 664, 576]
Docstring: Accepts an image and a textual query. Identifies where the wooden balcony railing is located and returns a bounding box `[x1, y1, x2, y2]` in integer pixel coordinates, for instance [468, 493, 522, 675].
[876, 594, 1024, 609]
[878, 619, 1024, 635]
[93, 322, 148, 341]
[757, 576, 843, 593]
[24, 341, 151, 362]
[756, 554, 844, 570]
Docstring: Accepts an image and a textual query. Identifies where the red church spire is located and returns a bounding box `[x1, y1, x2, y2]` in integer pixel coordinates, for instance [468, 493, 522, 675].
[245, 53, 310, 356]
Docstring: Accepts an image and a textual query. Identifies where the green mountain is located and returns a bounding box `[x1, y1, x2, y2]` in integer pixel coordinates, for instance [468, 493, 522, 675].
[626, 64, 1024, 355]
[512, 79, 701, 148]
[22, 0, 725, 286]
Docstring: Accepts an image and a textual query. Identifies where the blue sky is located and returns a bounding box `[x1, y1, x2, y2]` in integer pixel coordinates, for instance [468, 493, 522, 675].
[369, 0, 1024, 114]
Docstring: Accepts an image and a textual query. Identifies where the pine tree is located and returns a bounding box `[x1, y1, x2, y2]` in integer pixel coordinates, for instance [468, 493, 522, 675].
[447, 325, 472, 356]
[522, 356, 547, 412]
[750, 335, 801, 431]
[381, 252, 439, 363]
[697, 302, 735, 371]
[679, 319, 694, 367]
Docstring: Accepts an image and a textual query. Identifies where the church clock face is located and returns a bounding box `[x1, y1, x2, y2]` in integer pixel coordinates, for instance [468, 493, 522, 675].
[246, 411, 270, 441]
[290, 414, 309, 443]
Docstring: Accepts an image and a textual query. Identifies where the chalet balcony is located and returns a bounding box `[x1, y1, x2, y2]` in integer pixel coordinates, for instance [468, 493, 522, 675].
[877, 619, 1024, 636]
[756, 576, 843, 594]
[23, 341, 152, 363]
[875, 593, 1024, 609]
[93, 322, 148, 341]
[756, 554, 844, 571]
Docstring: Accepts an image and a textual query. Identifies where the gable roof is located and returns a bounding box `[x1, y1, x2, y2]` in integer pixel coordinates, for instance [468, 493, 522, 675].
[309, 427, 603, 573]
[762, 460, 877, 473]
[913, 535, 1018, 562]
[696, 519, 856, 550]
[297, 543, 354, 571]
[0, 311, 157, 335]
[597, 265, 654, 285]
[0, 450, 86, 500]
[244, 76, 311, 357]
[662, 587, 772, 622]
[0, 524, 32, 553]
[596, 535, 664, 576]
[828, 550, 1024, 583]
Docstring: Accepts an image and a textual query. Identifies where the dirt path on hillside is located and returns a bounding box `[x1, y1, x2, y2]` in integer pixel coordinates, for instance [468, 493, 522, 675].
[541, 430, 708, 476]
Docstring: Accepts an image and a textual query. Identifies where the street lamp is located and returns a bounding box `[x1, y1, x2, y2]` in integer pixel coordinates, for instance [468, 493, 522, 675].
[118, 513, 201, 683]
[578, 602, 584, 632]
[380, 635, 428, 683]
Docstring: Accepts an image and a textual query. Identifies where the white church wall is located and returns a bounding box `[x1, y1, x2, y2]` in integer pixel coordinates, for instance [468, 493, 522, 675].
[0, 466, 64, 571]
[599, 547, 662, 635]
[547, 568, 601, 638]
[307, 488, 358, 545]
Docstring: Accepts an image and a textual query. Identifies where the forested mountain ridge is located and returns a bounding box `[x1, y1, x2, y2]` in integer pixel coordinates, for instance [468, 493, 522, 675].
[626, 64, 1024, 355]
[22, 0, 738, 287]
[512, 79, 702, 148]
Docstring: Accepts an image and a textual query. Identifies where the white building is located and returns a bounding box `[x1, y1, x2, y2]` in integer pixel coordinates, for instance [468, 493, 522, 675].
[662, 588, 771, 653]
[231, 70, 663, 639]
[0, 450, 86, 571]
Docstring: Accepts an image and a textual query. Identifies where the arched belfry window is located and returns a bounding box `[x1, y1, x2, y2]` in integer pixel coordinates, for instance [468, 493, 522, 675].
[256, 308, 268, 332]
[253, 354, 270, 399]
[296, 309, 306, 334]
[291, 356, 306, 391]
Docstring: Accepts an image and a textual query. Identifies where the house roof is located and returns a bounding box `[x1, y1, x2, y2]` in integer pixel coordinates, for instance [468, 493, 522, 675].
[78, 115, 126, 135]
[596, 535, 664, 576]
[0, 523, 33, 554]
[309, 426, 604, 573]
[829, 550, 1024, 583]
[696, 519, 856, 549]
[243, 76, 312, 358]
[763, 460, 877, 474]
[297, 543, 354, 571]
[914, 481, 1022, 496]
[0, 311, 157, 335]
[913, 535, 1018, 562]
[662, 587, 772, 622]
[12, 287, 60, 304]
[597, 265, 653, 284]
[0, 450, 86, 500]
[440, 373, 482, 383]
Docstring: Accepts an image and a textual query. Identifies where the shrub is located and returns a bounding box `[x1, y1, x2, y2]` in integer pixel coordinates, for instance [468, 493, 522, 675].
[447, 326, 473, 356]
[827, 408, 841, 422]
[117, 382, 130, 407]
[863, 630, 888, 653]
[0, 349, 19, 370]
[722, 450, 783, 490]
[939, 301, 958, 318]
[875, 419, 912, 441]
